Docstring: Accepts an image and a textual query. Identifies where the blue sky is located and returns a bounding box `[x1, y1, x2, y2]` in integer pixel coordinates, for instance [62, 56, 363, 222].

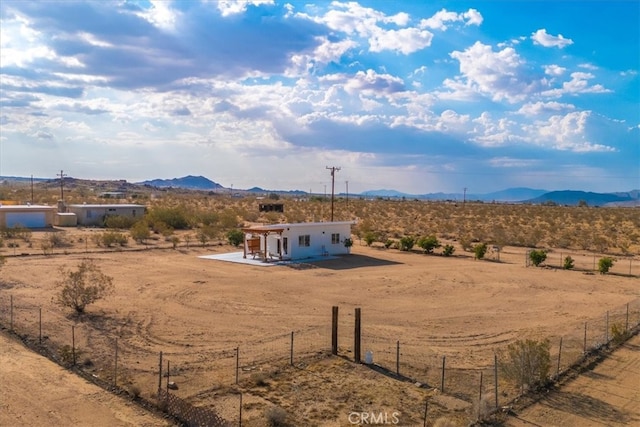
[1, 0, 638, 194]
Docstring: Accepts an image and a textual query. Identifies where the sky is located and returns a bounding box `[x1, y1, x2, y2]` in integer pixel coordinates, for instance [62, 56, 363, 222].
[0, 0, 638, 195]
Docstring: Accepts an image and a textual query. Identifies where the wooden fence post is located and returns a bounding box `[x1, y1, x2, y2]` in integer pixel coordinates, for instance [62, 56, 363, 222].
[354, 308, 361, 363]
[331, 306, 338, 355]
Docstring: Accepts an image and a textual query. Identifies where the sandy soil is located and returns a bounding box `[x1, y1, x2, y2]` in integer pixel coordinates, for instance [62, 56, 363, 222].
[1, 234, 638, 425]
[0, 333, 176, 427]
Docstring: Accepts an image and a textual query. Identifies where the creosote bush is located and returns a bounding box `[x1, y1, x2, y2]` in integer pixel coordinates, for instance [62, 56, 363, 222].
[473, 243, 488, 260]
[563, 255, 575, 270]
[529, 249, 547, 267]
[598, 257, 615, 274]
[499, 339, 551, 393]
[55, 259, 115, 314]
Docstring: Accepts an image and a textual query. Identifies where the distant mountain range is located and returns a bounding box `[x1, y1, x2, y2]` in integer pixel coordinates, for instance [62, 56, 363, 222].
[2, 175, 638, 207]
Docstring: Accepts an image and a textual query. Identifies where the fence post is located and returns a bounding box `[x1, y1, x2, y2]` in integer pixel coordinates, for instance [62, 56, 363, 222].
[478, 372, 483, 420]
[331, 306, 338, 355]
[494, 354, 498, 410]
[114, 338, 118, 387]
[158, 351, 163, 394]
[290, 331, 294, 366]
[238, 392, 243, 427]
[72, 325, 76, 366]
[441, 356, 446, 393]
[235, 347, 240, 385]
[626, 303, 630, 331]
[556, 337, 563, 376]
[10, 295, 13, 332]
[583, 322, 587, 353]
[605, 311, 609, 344]
[396, 340, 400, 376]
[423, 399, 428, 427]
[354, 308, 361, 363]
[39, 307, 42, 344]
[166, 360, 170, 397]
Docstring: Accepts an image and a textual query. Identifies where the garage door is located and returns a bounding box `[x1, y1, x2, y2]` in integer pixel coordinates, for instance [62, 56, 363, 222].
[5, 212, 47, 228]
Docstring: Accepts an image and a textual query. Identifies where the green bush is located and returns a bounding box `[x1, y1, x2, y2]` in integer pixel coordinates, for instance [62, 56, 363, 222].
[563, 255, 574, 270]
[473, 242, 487, 259]
[100, 231, 128, 247]
[442, 244, 455, 257]
[147, 206, 191, 230]
[363, 231, 377, 246]
[417, 235, 440, 254]
[104, 215, 138, 229]
[598, 257, 615, 274]
[529, 250, 547, 267]
[398, 236, 415, 251]
[227, 229, 244, 247]
[130, 221, 151, 244]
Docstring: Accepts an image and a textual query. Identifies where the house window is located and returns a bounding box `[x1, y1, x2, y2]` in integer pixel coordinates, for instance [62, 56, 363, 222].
[331, 233, 340, 244]
[108, 208, 116, 212]
[132, 209, 136, 217]
[298, 235, 310, 247]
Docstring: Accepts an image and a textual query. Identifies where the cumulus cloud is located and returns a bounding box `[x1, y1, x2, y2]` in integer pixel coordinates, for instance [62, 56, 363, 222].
[531, 29, 573, 48]
[420, 8, 482, 30]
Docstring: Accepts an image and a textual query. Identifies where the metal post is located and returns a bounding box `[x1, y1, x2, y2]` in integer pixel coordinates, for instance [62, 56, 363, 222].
[605, 311, 609, 343]
[235, 347, 240, 385]
[583, 322, 587, 353]
[441, 356, 446, 393]
[331, 306, 338, 355]
[10, 295, 13, 332]
[423, 400, 428, 427]
[114, 338, 118, 387]
[556, 337, 563, 376]
[478, 371, 483, 419]
[238, 392, 243, 427]
[626, 303, 629, 331]
[72, 325, 76, 365]
[396, 340, 400, 376]
[494, 354, 498, 410]
[39, 307, 42, 344]
[290, 331, 294, 366]
[158, 351, 163, 393]
[354, 308, 361, 363]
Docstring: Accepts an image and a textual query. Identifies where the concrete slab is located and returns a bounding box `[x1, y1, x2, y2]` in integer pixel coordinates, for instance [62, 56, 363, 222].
[198, 251, 337, 267]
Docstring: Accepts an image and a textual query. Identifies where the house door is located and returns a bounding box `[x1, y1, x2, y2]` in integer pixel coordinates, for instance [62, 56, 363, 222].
[282, 237, 288, 255]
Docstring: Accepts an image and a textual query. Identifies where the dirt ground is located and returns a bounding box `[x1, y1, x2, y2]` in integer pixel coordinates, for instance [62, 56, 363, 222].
[1, 231, 639, 426]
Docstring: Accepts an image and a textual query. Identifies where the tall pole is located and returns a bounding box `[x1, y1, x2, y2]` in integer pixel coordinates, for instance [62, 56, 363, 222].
[463, 187, 467, 205]
[57, 170, 67, 201]
[326, 166, 341, 222]
[345, 181, 349, 208]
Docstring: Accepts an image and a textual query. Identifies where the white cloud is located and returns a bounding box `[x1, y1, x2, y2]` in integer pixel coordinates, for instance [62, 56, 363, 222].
[544, 64, 566, 76]
[531, 29, 573, 48]
[368, 27, 433, 54]
[541, 72, 610, 97]
[530, 111, 616, 152]
[216, 0, 275, 17]
[420, 8, 482, 30]
[136, 0, 180, 31]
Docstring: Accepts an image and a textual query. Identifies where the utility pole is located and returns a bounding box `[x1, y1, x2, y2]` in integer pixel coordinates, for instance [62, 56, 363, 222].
[57, 170, 67, 201]
[345, 180, 349, 208]
[463, 187, 467, 205]
[326, 166, 341, 221]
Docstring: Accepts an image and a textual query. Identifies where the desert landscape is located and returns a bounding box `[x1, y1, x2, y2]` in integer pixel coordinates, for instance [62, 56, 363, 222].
[1, 181, 639, 426]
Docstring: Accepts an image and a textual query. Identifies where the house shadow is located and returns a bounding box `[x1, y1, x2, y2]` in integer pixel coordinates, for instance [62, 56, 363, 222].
[288, 254, 403, 271]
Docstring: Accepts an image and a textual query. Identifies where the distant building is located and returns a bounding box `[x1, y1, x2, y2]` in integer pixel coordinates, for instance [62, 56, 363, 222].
[258, 203, 284, 213]
[0, 204, 55, 228]
[242, 221, 354, 262]
[66, 204, 146, 226]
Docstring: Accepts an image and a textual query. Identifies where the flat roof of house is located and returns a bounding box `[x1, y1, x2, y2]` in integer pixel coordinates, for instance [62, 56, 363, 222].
[244, 221, 355, 230]
[67, 204, 146, 208]
[0, 205, 55, 210]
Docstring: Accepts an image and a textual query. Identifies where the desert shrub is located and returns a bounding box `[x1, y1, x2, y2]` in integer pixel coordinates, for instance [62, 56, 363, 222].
[459, 236, 473, 252]
[59, 344, 83, 366]
[219, 209, 240, 229]
[100, 231, 128, 247]
[104, 215, 138, 229]
[147, 206, 191, 230]
[128, 385, 142, 398]
[499, 339, 551, 393]
[563, 255, 574, 270]
[442, 244, 455, 257]
[529, 250, 547, 267]
[265, 406, 289, 427]
[46, 232, 70, 248]
[473, 242, 488, 259]
[170, 236, 180, 249]
[611, 323, 631, 345]
[0, 255, 4, 269]
[41, 240, 54, 255]
[398, 236, 415, 251]
[384, 239, 394, 249]
[363, 231, 377, 246]
[343, 237, 353, 248]
[55, 259, 115, 314]
[417, 235, 440, 254]
[198, 211, 219, 226]
[598, 257, 615, 274]
[130, 221, 151, 244]
[227, 229, 244, 247]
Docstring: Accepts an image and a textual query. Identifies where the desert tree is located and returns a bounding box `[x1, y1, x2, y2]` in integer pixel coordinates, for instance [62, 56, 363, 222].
[398, 236, 415, 251]
[473, 242, 488, 260]
[55, 259, 114, 314]
[417, 235, 440, 254]
[227, 229, 244, 247]
[563, 256, 574, 270]
[130, 221, 151, 244]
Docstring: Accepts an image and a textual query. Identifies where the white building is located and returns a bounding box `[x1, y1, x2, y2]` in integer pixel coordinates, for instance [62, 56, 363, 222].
[0, 204, 55, 228]
[66, 204, 146, 226]
[242, 221, 354, 261]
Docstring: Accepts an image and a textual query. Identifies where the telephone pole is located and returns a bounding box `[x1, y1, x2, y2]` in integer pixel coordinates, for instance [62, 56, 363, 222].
[345, 180, 349, 208]
[326, 166, 341, 221]
[57, 170, 67, 201]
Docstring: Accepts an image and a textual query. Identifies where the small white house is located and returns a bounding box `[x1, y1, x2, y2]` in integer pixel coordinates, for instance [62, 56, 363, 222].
[0, 204, 55, 228]
[242, 221, 354, 261]
[66, 204, 146, 226]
